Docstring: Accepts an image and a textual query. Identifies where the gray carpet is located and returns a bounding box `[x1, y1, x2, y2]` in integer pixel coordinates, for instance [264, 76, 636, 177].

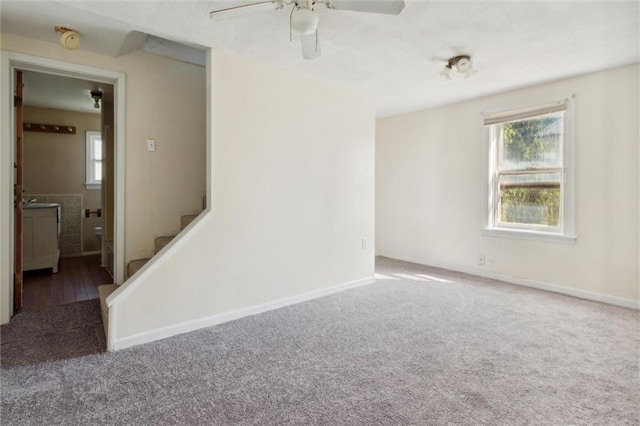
[1, 257, 638, 425]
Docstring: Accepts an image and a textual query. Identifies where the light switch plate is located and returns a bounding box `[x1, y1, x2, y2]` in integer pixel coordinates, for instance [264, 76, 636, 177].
[146, 139, 156, 152]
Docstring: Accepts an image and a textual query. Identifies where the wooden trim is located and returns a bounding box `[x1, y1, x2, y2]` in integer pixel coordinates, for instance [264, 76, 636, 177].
[14, 71, 23, 311]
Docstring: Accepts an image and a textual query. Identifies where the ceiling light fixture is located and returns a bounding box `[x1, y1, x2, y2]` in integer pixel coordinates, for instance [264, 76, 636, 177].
[441, 55, 476, 80]
[55, 26, 81, 50]
[90, 90, 103, 109]
[291, 6, 318, 36]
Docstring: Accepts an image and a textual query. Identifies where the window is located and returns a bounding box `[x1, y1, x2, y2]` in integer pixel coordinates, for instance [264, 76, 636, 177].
[85, 131, 102, 189]
[484, 99, 576, 243]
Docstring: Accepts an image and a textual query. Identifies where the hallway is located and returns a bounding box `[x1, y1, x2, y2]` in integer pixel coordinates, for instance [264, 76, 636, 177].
[20, 255, 112, 312]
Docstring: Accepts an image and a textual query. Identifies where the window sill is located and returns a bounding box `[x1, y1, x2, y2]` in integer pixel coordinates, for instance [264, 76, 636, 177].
[85, 183, 101, 190]
[482, 227, 577, 244]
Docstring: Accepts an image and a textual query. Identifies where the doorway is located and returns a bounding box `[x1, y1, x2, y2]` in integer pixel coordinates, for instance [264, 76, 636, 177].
[18, 70, 114, 311]
[0, 52, 126, 321]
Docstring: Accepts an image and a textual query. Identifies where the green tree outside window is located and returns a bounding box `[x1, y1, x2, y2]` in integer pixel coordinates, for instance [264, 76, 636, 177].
[498, 115, 562, 227]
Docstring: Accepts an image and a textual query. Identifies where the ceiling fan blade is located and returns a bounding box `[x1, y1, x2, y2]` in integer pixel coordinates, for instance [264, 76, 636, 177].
[300, 30, 321, 60]
[210, 1, 286, 21]
[325, 0, 404, 15]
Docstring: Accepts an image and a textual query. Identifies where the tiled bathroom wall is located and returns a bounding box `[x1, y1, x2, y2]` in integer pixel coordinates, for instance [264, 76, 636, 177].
[27, 194, 82, 257]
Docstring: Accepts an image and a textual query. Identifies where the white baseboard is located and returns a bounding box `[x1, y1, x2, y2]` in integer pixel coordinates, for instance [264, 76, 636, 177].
[379, 252, 640, 310]
[82, 250, 101, 256]
[111, 275, 376, 351]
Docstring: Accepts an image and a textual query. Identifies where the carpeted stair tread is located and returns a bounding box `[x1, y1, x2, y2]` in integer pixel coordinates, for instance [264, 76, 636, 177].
[127, 258, 150, 279]
[97, 284, 118, 336]
[154, 236, 174, 254]
[180, 214, 198, 231]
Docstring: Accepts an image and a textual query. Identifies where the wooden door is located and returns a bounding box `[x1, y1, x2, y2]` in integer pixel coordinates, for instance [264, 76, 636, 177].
[14, 70, 23, 311]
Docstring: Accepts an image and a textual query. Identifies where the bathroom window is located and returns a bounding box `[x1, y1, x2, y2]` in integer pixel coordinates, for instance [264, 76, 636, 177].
[85, 131, 102, 189]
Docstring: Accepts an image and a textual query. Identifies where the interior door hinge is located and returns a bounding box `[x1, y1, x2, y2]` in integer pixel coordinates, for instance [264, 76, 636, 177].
[14, 95, 22, 107]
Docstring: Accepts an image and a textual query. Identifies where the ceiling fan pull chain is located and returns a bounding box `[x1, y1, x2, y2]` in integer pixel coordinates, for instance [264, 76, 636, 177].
[289, 5, 295, 42]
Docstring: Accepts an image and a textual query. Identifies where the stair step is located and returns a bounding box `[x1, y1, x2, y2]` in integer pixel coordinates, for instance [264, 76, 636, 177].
[154, 236, 174, 254]
[180, 214, 198, 231]
[98, 284, 119, 337]
[127, 258, 150, 279]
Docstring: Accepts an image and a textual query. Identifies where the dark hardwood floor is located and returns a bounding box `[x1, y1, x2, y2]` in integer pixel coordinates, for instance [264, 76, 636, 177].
[20, 254, 113, 312]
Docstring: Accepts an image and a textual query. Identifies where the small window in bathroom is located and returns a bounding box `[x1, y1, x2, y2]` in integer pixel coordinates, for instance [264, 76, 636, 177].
[85, 131, 102, 189]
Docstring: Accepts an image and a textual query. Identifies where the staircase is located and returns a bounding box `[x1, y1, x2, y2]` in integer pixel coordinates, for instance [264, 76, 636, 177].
[97, 213, 199, 337]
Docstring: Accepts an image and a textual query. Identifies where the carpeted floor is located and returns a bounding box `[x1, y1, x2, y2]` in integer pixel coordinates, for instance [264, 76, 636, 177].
[1, 257, 639, 425]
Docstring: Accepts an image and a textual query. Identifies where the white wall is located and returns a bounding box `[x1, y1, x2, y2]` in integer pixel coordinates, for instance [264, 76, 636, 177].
[377, 64, 639, 304]
[108, 49, 375, 348]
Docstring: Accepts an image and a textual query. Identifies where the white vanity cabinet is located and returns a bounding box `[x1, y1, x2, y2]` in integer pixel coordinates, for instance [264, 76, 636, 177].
[23, 204, 60, 273]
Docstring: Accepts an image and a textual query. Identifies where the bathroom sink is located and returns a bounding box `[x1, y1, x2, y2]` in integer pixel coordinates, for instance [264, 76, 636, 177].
[23, 203, 60, 209]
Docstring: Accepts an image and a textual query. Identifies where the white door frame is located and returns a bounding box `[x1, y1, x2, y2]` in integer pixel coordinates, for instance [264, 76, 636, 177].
[0, 51, 126, 323]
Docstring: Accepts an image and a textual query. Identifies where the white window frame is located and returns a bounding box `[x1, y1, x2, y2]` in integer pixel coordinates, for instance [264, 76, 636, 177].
[85, 130, 102, 190]
[482, 98, 576, 244]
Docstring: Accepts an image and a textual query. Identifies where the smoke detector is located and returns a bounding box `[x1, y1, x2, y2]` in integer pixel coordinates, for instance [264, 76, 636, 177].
[55, 26, 80, 50]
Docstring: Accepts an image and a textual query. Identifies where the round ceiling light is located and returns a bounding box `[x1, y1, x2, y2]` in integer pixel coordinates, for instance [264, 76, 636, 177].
[291, 8, 318, 35]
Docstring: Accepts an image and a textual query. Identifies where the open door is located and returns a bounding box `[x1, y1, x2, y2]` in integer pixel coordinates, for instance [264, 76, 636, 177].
[2, 54, 127, 323]
[14, 70, 23, 311]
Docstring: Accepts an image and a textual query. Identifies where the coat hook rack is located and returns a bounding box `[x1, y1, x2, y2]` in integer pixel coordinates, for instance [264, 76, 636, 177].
[23, 122, 76, 134]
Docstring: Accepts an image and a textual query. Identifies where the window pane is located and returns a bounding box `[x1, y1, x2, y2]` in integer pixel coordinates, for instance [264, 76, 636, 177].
[500, 114, 562, 170]
[499, 173, 560, 226]
[93, 139, 102, 160]
[94, 161, 102, 182]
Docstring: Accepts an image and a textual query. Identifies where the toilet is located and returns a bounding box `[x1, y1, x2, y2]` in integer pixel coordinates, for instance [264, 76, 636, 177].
[93, 226, 102, 242]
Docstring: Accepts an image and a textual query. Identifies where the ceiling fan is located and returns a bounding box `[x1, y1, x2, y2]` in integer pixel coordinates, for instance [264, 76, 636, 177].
[209, 0, 405, 60]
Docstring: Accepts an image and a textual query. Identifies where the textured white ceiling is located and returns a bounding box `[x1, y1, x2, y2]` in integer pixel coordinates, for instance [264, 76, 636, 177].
[2, 1, 639, 117]
[0, 1, 148, 57]
[22, 71, 113, 114]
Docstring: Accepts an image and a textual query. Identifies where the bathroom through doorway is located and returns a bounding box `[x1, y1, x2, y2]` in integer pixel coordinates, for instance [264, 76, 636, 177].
[13, 66, 117, 313]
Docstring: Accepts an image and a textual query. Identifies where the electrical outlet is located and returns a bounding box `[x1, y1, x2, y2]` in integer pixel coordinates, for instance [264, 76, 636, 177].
[362, 238, 368, 249]
[146, 139, 156, 152]
[477, 254, 486, 266]
[488, 257, 495, 267]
